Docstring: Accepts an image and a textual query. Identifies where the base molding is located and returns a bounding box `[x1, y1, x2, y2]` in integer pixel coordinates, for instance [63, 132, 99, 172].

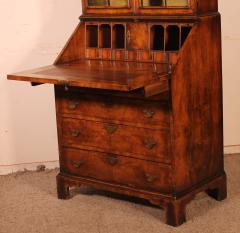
[0, 161, 59, 175]
[56, 172, 227, 227]
[224, 145, 240, 155]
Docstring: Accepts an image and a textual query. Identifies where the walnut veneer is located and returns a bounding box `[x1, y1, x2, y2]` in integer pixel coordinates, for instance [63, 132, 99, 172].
[8, 0, 227, 226]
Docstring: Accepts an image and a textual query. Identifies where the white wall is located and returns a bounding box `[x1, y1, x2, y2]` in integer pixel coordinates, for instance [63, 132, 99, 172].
[0, 0, 81, 174]
[219, 0, 240, 154]
[0, 0, 239, 174]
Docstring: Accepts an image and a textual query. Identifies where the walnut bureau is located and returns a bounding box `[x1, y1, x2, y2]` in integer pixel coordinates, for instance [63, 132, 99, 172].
[8, 0, 227, 226]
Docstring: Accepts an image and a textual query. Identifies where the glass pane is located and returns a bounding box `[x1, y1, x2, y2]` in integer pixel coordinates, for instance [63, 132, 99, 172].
[88, 0, 108, 6]
[110, 0, 128, 6]
[142, 0, 189, 7]
[166, 0, 189, 6]
[142, 0, 165, 6]
[88, 0, 128, 7]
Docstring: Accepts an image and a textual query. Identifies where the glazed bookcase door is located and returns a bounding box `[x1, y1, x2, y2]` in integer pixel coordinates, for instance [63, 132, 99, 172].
[136, 0, 197, 15]
[142, 0, 189, 7]
[82, 0, 134, 14]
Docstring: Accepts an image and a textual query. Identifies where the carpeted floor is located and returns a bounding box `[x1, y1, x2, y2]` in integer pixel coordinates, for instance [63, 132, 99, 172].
[0, 154, 240, 233]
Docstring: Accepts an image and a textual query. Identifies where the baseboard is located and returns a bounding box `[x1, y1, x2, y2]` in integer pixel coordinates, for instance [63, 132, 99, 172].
[224, 145, 240, 155]
[0, 160, 59, 175]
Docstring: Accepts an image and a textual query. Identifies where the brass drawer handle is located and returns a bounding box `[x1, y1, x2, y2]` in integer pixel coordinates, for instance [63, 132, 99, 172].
[145, 173, 159, 183]
[106, 155, 119, 165]
[143, 109, 155, 118]
[104, 123, 118, 134]
[68, 101, 79, 110]
[144, 139, 157, 149]
[71, 160, 85, 168]
[71, 129, 80, 138]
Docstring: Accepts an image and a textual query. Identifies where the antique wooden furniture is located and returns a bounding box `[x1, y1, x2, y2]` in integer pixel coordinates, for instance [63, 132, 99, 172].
[8, 0, 227, 226]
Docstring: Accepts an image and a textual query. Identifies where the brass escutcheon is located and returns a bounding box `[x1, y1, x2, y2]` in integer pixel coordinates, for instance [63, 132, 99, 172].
[143, 109, 155, 118]
[71, 129, 80, 138]
[69, 100, 79, 110]
[144, 139, 157, 149]
[106, 155, 119, 165]
[104, 123, 118, 134]
[71, 160, 85, 168]
[145, 173, 159, 183]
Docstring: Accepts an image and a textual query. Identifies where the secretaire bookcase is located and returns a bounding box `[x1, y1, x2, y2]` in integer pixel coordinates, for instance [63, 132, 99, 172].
[8, 0, 227, 226]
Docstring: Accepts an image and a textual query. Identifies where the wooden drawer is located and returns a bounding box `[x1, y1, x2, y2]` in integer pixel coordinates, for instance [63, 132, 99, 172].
[61, 117, 171, 164]
[60, 148, 173, 194]
[57, 93, 170, 129]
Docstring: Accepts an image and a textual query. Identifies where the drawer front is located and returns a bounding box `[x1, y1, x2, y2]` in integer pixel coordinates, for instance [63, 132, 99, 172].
[61, 118, 171, 164]
[60, 148, 173, 194]
[57, 93, 169, 129]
